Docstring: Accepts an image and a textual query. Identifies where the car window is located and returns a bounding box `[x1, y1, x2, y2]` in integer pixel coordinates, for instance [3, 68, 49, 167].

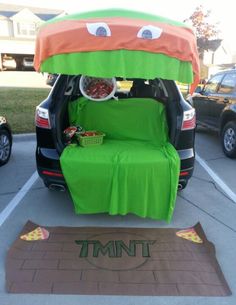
[218, 73, 236, 94]
[203, 74, 223, 94]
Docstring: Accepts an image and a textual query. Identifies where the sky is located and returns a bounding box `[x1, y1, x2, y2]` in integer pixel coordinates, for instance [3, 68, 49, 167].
[3, 0, 236, 52]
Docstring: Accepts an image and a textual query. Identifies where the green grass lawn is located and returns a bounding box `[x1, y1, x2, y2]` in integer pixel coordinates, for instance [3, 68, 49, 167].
[0, 87, 50, 134]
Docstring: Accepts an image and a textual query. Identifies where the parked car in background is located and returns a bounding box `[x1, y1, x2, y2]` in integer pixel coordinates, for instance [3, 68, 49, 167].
[35, 76, 196, 191]
[194, 79, 207, 93]
[2, 56, 16, 70]
[190, 69, 236, 158]
[46, 73, 58, 86]
[22, 57, 34, 70]
[0, 116, 12, 166]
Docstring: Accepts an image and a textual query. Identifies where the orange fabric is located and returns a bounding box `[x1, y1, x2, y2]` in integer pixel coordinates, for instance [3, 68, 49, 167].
[190, 74, 200, 94]
[35, 17, 199, 84]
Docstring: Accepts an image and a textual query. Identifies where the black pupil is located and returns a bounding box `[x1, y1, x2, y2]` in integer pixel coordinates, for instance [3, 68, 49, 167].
[142, 29, 152, 39]
[96, 27, 107, 37]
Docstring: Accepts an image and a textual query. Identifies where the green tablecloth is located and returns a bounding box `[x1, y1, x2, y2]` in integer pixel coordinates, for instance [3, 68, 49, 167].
[60, 97, 180, 222]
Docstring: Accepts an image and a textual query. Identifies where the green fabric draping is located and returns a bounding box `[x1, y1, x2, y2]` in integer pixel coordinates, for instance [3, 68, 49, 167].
[41, 50, 193, 83]
[60, 97, 180, 221]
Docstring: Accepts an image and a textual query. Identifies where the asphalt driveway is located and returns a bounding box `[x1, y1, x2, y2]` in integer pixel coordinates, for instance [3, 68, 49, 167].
[0, 130, 235, 305]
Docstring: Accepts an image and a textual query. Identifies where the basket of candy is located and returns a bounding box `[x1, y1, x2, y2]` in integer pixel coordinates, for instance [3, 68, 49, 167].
[76, 131, 105, 147]
[79, 76, 116, 101]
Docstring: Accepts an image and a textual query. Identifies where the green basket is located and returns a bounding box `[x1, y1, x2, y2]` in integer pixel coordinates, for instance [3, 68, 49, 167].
[77, 131, 105, 147]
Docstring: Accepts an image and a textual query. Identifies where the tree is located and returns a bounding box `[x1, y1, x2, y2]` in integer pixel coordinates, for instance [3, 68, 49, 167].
[185, 5, 221, 59]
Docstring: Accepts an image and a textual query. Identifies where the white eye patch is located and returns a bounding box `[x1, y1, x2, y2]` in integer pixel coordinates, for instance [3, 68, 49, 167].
[86, 22, 111, 37]
[137, 25, 163, 40]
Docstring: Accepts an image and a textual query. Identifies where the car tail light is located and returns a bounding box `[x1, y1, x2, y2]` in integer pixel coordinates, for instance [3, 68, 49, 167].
[35, 106, 51, 129]
[179, 171, 189, 177]
[181, 108, 196, 130]
[42, 170, 63, 177]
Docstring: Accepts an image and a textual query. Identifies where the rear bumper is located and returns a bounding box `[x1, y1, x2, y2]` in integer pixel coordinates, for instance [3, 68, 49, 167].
[178, 148, 195, 182]
[36, 147, 66, 186]
[36, 147, 195, 186]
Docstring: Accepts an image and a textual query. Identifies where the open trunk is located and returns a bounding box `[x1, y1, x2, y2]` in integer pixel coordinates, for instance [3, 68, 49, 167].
[51, 76, 183, 154]
[49, 76, 181, 222]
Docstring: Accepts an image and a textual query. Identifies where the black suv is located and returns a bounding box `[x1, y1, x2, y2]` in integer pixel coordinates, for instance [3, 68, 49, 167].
[0, 116, 12, 166]
[35, 76, 196, 191]
[191, 69, 236, 158]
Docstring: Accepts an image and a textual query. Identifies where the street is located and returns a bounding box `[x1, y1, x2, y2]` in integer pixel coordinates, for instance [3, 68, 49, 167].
[0, 129, 235, 304]
[0, 71, 48, 88]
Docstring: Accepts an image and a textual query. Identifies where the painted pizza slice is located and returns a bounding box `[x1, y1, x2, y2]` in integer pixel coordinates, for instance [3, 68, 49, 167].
[176, 228, 203, 243]
[20, 227, 49, 241]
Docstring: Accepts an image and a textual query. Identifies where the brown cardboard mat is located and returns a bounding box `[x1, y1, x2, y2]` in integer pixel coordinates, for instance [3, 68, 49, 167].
[6, 221, 231, 296]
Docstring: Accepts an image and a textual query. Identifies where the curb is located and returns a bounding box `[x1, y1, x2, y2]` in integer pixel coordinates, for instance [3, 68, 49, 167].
[13, 133, 36, 142]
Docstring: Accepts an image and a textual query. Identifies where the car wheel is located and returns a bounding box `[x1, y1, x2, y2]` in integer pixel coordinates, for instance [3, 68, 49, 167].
[0, 129, 12, 166]
[221, 121, 236, 158]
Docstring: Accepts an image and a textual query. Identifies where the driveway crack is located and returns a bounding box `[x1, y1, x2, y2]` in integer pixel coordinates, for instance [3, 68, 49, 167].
[0, 186, 45, 197]
[178, 194, 236, 233]
[192, 175, 236, 204]
[204, 156, 225, 161]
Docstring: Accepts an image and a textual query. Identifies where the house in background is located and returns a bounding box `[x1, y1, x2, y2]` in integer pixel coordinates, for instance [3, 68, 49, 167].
[0, 4, 65, 70]
[201, 40, 236, 79]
